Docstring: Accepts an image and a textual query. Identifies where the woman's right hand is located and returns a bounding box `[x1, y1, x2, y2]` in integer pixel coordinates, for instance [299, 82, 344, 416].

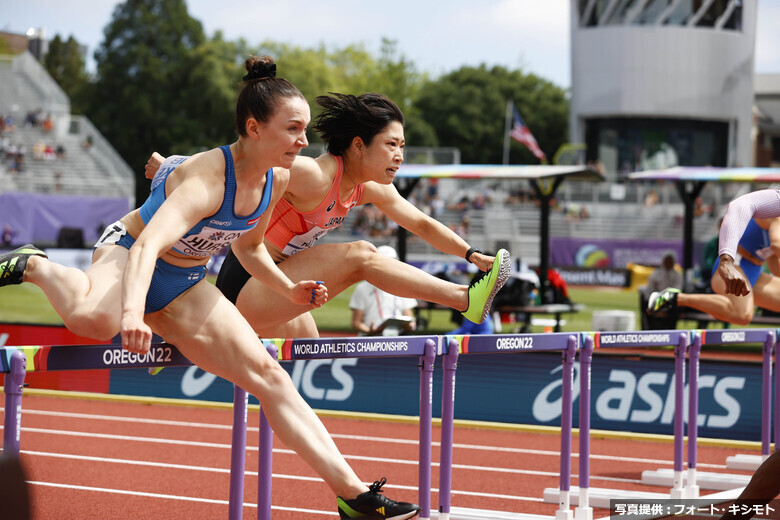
[120, 311, 153, 354]
[717, 254, 750, 296]
[289, 280, 328, 308]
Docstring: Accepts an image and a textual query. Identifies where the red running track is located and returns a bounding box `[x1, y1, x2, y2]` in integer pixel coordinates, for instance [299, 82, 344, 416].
[1, 391, 758, 520]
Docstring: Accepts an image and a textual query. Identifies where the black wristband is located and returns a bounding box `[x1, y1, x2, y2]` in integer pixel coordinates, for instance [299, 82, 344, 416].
[465, 247, 482, 263]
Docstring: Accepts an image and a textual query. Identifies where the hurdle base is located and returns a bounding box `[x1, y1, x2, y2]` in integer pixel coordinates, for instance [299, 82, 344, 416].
[543, 486, 669, 509]
[725, 454, 766, 471]
[428, 507, 553, 519]
[641, 468, 750, 491]
[575, 506, 593, 520]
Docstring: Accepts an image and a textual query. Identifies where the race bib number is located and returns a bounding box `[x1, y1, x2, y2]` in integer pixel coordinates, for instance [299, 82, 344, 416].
[281, 226, 331, 256]
[175, 226, 249, 257]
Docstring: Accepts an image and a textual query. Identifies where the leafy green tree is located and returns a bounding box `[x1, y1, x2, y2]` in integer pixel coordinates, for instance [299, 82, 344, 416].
[42, 35, 89, 114]
[414, 65, 568, 164]
[252, 39, 435, 148]
[87, 0, 236, 206]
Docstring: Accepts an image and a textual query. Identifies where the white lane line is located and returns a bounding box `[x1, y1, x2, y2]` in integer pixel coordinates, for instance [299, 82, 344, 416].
[6, 408, 729, 469]
[27, 481, 338, 516]
[4, 425, 703, 484]
[23, 450, 546, 503]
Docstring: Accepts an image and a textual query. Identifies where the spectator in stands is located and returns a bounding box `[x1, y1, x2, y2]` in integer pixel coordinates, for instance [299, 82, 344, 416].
[643, 188, 659, 207]
[41, 114, 54, 134]
[3, 115, 16, 133]
[451, 215, 470, 239]
[32, 140, 45, 160]
[24, 109, 38, 128]
[648, 217, 780, 325]
[349, 245, 418, 336]
[644, 251, 683, 298]
[429, 193, 445, 217]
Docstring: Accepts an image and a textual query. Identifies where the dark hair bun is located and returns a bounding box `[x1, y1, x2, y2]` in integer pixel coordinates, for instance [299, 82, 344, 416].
[243, 56, 277, 81]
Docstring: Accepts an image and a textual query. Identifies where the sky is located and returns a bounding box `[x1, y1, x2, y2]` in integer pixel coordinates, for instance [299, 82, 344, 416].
[1, 0, 778, 89]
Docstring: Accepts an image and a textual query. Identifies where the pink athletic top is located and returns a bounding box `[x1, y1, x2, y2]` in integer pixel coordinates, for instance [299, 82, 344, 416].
[719, 189, 780, 259]
[265, 155, 364, 256]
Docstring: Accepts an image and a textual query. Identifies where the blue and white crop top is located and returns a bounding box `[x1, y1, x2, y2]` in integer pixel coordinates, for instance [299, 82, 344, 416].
[740, 219, 774, 261]
[139, 145, 274, 258]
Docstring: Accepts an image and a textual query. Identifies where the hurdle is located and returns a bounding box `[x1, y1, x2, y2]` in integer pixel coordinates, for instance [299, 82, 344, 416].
[1, 342, 193, 457]
[242, 335, 439, 520]
[0, 337, 437, 520]
[640, 328, 776, 497]
[720, 329, 778, 472]
[437, 332, 579, 520]
[544, 330, 692, 512]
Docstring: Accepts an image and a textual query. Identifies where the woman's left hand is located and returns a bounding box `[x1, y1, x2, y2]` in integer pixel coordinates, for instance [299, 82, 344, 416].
[470, 252, 496, 272]
[290, 280, 329, 307]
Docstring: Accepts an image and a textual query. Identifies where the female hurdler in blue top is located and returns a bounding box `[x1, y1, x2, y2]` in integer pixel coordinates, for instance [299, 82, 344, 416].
[0, 56, 421, 519]
[648, 215, 780, 325]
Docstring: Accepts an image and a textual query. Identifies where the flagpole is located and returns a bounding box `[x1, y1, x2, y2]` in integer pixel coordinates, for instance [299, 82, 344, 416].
[502, 99, 512, 165]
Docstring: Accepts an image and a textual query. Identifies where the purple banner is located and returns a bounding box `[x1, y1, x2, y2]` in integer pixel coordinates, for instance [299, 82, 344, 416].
[0, 192, 130, 246]
[550, 237, 683, 268]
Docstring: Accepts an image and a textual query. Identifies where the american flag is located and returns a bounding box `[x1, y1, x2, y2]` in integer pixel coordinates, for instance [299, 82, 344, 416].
[510, 106, 546, 161]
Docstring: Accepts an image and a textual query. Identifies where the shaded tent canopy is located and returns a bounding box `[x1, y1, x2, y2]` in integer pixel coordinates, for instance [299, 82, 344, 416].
[629, 166, 780, 183]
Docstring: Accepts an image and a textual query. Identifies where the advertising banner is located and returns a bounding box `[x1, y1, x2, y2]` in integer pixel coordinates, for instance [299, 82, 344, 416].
[109, 351, 761, 442]
[2, 323, 762, 441]
[550, 237, 683, 268]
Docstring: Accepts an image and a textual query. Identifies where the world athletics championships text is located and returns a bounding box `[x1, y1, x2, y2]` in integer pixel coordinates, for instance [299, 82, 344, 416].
[292, 341, 410, 356]
[600, 333, 672, 345]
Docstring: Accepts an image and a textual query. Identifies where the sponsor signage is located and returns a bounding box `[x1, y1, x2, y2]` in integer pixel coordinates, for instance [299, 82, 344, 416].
[1, 323, 763, 441]
[556, 266, 631, 287]
[106, 351, 762, 442]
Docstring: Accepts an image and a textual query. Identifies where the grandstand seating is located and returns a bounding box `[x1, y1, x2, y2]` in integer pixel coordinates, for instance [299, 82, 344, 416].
[0, 51, 134, 202]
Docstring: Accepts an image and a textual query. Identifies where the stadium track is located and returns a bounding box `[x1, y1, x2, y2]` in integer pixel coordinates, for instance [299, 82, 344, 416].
[1, 390, 759, 520]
